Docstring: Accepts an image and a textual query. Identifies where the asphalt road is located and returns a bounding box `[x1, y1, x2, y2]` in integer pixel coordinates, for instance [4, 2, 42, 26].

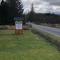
[30, 23, 60, 37]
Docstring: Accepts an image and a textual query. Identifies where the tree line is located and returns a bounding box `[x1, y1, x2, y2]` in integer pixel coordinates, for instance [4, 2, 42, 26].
[28, 12, 60, 24]
[0, 0, 60, 25]
[0, 0, 23, 25]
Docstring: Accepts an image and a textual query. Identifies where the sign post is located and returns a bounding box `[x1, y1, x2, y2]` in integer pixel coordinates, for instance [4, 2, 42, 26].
[14, 17, 23, 35]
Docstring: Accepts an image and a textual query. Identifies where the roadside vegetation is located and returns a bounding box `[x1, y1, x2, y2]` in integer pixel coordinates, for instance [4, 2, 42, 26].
[0, 30, 60, 60]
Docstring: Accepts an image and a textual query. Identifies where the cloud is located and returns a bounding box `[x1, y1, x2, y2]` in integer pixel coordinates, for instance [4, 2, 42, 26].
[0, 0, 6, 3]
[34, 1, 52, 13]
[0, 0, 1, 3]
[21, 0, 53, 14]
[44, 0, 60, 5]
[21, 0, 32, 14]
[52, 5, 60, 14]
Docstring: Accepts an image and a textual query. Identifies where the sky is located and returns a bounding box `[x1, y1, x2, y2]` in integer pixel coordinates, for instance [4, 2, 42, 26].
[0, 0, 6, 2]
[21, 0, 60, 14]
[0, 0, 60, 14]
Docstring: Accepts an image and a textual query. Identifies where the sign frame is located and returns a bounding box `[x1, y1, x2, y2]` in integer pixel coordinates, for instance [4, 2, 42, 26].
[14, 17, 23, 30]
[14, 17, 23, 35]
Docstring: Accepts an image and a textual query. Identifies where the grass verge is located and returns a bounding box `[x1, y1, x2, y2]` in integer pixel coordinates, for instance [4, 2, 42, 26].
[0, 30, 60, 60]
[31, 28, 60, 50]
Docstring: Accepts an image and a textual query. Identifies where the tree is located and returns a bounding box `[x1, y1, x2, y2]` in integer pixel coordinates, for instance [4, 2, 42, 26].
[9, 0, 23, 17]
[9, 0, 23, 24]
[0, 0, 23, 25]
[15, 0, 23, 17]
[0, 0, 10, 25]
[28, 3, 35, 22]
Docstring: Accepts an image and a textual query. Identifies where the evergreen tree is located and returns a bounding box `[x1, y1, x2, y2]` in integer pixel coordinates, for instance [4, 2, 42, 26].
[0, 0, 23, 25]
[9, 0, 24, 24]
[0, 0, 9, 25]
[28, 3, 35, 22]
[15, 0, 23, 17]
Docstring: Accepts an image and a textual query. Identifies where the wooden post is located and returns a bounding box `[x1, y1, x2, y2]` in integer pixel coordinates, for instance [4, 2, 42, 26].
[15, 29, 23, 35]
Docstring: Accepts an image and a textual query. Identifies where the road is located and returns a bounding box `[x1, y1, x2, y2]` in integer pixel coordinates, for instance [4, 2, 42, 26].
[30, 23, 60, 37]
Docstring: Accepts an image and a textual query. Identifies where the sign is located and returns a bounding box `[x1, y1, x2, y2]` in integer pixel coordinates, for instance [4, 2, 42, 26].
[14, 17, 23, 35]
[15, 21, 22, 29]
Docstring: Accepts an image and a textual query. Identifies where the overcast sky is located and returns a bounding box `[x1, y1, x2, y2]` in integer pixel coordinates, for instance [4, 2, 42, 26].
[0, 0, 60, 14]
[21, 0, 60, 14]
[0, 0, 6, 2]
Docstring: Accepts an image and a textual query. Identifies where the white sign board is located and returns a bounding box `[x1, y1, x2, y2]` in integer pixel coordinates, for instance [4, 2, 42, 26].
[15, 21, 22, 29]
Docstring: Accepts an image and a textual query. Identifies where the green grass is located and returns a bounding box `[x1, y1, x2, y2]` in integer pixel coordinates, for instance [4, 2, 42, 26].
[0, 30, 60, 60]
